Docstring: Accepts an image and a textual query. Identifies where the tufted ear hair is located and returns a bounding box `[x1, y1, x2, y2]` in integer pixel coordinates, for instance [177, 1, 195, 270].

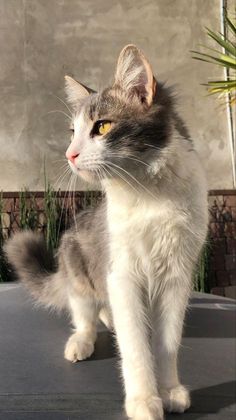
[64, 75, 91, 107]
[114, 44, 157, 107]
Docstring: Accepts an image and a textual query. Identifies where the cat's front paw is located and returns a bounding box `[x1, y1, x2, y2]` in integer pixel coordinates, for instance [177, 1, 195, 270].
[125, 395, 164, 420]
[160, 384, 190, 413]
[64, 333, 94, 362]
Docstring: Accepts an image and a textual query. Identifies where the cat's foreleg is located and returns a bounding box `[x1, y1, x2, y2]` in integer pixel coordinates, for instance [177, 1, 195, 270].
[107, 269, 164, 420]
[153, 284, 191, 413]
[99, 306, 113, 330]
[64, 294, 98, 362]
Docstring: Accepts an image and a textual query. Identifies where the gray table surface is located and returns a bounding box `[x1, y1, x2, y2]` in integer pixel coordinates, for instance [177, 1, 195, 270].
[0, 283, 235, 420]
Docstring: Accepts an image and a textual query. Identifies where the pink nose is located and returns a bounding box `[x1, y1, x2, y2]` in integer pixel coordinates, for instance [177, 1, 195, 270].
[66, 150, 80, 164]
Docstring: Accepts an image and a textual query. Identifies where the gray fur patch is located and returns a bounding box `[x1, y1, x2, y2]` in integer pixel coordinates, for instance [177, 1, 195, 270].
[5, 202, 108, 308]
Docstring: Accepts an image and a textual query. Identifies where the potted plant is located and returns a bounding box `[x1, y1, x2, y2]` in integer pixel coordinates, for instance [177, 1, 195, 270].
[192, 6, 236, 187]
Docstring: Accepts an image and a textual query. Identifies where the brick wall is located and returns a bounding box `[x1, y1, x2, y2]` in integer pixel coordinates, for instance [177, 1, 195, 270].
[1, 190, 236, 298]
[209, 190, 236, 299]
[0, 191, 101, 240]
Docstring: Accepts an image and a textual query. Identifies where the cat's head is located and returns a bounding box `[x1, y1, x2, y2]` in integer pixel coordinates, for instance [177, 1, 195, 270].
[65, 44, 174, 185]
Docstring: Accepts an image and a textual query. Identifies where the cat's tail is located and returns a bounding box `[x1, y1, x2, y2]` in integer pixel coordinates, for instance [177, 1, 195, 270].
[4, 231, 67, 310]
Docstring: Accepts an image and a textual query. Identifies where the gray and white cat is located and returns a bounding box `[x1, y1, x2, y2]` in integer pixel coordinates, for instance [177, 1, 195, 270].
[6, 45, 208, 420]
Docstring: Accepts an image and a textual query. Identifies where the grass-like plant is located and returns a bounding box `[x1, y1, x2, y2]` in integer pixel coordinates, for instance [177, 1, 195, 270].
[192, 10, 236, 104]
[44, 181, 60, 251]
[19, 190, 38, 231]
[194, 241, 211, 293]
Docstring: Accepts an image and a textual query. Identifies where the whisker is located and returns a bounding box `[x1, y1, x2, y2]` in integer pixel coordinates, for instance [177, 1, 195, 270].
[104, 162, 140, 195]
[72, 174, 78, 231]
[52, 162, 69, 174]
[45, 110, 72, 120]
[56, 172, 73, 242]
[107, 161, 158, 200]
[52, 166, 70, 186]
[100, 164, 112, 182]
[53, 166, 71, 191]
[51, 93, 73, 116]
[106, 152, 151, 169]
[143, 143, 163, 151]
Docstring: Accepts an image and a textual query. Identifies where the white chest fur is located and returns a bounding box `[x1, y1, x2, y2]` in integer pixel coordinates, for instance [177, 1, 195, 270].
[104, 153, 208, 293]
[106, 187, 179, 284]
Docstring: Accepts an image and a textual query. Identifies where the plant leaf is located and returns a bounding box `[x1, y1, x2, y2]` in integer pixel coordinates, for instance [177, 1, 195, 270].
[207, 80, 236, 86]
[192, 51, 236, 69]
[225, 14, 236, 36]
[205, 27, 236, 56]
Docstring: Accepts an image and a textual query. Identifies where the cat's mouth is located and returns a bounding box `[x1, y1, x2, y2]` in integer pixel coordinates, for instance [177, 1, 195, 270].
[77, 169, 97, 183]
[68, 161, 101, 184]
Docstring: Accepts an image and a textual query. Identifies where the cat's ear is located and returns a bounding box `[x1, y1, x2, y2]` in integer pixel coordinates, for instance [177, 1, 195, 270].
[114, 44, 157, 107]
[64, 75, 90, 106]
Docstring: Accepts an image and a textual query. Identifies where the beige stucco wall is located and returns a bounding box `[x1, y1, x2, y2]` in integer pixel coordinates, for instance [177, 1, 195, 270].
[0, 0, 234, 191]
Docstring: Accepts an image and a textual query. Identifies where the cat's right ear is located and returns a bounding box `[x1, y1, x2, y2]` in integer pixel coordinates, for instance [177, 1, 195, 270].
[114, 45, 157, 107]
[64, 75, 90, 107]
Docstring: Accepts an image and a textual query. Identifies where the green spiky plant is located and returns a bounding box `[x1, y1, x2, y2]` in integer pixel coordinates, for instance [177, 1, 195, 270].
[44, 180, 60, 251]
[191, 6, 235, 292]
[192, 9, 236, 104]
[194, 241, 211, 293]
[19, 190, 38, 230]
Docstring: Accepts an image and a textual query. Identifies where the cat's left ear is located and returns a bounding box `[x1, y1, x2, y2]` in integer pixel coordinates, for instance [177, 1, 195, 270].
[64, 75, 90, 107]
[114, 44, 157, 107]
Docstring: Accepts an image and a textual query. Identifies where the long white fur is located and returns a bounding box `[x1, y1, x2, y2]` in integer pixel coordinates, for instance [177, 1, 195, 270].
[64, 294, 98, 362]
[101, 135, 207, 419]
[64, 120, 207, 419]
[64, 46, 208, 419]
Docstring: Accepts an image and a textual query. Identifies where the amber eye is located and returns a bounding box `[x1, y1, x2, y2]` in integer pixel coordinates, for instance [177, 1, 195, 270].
[93, 120, 112, 136]
[98, 121, 111, 135]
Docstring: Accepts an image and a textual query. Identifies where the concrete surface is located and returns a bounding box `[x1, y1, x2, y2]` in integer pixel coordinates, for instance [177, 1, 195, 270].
[0, 283, 235, 419]
[0, 0, 234, 191]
